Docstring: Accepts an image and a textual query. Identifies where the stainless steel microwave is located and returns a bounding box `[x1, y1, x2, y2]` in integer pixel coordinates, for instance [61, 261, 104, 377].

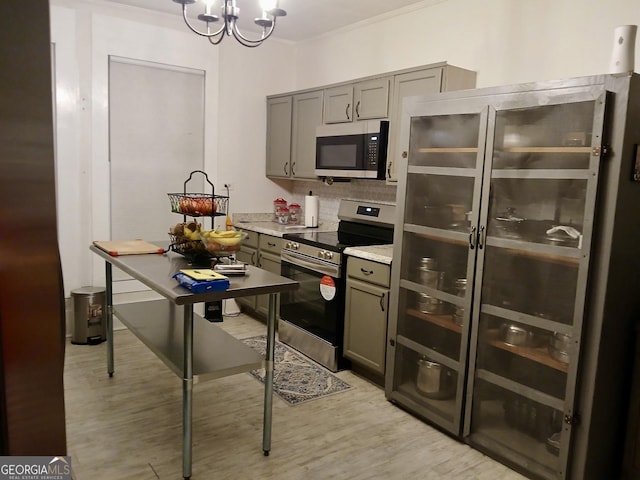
[315, 120, 389, 179]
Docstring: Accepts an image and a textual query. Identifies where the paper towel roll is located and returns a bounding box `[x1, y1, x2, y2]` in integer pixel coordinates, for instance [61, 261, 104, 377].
[305, 194, 319, 227]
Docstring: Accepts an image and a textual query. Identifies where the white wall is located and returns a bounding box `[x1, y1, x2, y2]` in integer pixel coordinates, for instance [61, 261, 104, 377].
[293, 0, 640, 90]
[50, 0, 640, 295]
[50, 0, 295, 295]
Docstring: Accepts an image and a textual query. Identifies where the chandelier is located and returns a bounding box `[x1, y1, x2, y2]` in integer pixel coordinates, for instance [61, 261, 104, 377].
[173, 0, 287, 48]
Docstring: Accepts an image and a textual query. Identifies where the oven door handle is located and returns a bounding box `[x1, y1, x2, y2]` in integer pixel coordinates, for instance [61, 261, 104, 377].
[281, 251, 341, 278]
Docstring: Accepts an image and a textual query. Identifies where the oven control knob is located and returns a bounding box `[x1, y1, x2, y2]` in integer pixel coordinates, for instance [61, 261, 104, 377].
[285, 242, 291, 249]
[325, 251, 333, 260]
[318, 250, 325, 258]
[293, 243, 299, 250]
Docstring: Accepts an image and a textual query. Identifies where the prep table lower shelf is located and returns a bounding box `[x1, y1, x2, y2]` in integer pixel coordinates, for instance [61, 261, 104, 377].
[114, 300, 262, 383]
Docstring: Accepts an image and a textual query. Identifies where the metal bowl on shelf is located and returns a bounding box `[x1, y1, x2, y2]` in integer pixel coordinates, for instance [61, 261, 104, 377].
[499, 323, 547, 347]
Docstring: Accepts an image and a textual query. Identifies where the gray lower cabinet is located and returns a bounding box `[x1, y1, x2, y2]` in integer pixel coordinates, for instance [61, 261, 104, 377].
[235, 230, 259, 311]
[344, 256, 390, 376]
[256, 234, 283, 318]
[236, 232, 283, 319]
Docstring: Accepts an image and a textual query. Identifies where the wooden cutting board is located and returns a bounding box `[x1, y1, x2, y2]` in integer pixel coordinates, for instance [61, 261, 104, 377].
[93, 240, 165, 256]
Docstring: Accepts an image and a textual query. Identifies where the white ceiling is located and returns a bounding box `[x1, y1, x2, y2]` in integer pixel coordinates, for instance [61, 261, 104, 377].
[105, 0, 434, 42]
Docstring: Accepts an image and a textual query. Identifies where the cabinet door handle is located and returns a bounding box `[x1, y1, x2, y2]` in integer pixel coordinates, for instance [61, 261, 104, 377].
[346, 103, 350, 120]
[284, 161, 289, 176]
[251, 251, 256, 265]
[478, 225, 486, 249]
[387, 161, 392, 178]
[291, 161, 296, 176]
[380, 292, 386, 312]
[268, 242, 276, 248]
[469, 226, 476, 250]
[360, 267, 374, 275]
[355, 101, 360, 118]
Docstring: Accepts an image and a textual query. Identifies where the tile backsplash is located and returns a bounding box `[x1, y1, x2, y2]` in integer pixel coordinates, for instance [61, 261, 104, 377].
[290, 179, 398, 223]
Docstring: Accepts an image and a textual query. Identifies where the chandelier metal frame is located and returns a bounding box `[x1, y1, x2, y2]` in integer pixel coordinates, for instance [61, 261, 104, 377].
[173, 0, 287, 48]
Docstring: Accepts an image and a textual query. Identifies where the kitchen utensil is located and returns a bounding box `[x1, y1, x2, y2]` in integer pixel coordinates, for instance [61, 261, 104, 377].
[416, 358, 455, 399]
[275, 205, 290, 224]
[417, 258, 445, 313]
[453, 278, 467, 326]
[494, 207, 525, 239]
[549, 332, 572, 363]
[500, 323, 529, 346]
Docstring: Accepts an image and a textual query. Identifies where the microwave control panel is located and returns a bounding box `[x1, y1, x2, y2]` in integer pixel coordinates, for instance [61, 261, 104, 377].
[366, 134, 379, 169]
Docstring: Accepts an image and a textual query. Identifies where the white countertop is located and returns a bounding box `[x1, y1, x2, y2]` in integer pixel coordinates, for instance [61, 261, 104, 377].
[234, 220, 338, 237]
[343, 244, 393, 265]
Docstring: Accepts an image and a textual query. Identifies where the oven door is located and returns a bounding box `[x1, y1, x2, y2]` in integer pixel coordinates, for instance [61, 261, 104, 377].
[279, 250, 344, 346]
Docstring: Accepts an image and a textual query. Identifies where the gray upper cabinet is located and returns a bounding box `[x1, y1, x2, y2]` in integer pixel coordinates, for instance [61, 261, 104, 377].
[265, 96, 292, 178]
[354, 77, 391, 120]
[291, 90, 324, 179]
[324, 85, 354, 123]
[386, 65, 477, 182]
[323, 77, 390, 123]
[266, 62, 476, 181]
[266, 91, 322, 180]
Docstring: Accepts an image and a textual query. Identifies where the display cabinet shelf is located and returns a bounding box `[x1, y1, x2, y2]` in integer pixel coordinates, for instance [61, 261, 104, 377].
[405, 225, 469, 247]
[476, 369, 565, 411]
[487, 239, 581, 266]
[416, 147, 479, 153]
[407, 308, 463, 334]
[502, 146, 592, 154]
[396, 381, 457, 420]
[471, 400, 560, 479]
[483, 329, 569, 373]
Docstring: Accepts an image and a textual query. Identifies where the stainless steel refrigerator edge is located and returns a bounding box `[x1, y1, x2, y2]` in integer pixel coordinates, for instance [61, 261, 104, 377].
[0, 1, 67, 454]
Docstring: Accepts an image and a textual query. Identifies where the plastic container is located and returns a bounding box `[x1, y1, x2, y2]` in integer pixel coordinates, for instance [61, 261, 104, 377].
[273, 198, 287, 221]
[288, 203, 301, 224]
[275, 205, 290, 225]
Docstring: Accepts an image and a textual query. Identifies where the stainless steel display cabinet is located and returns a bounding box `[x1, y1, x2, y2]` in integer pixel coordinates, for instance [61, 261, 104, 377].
[386, 73, 640, 480]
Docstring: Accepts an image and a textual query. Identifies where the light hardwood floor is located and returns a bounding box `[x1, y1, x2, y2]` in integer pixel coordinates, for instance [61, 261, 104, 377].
[64, 311, 527, 480]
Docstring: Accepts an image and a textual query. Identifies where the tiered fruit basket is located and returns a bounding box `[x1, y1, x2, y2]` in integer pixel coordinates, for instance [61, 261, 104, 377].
[167, 170, 231, 263]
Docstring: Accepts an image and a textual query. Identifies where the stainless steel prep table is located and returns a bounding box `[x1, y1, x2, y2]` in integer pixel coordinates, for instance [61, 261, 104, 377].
[90, 243, 299, 480]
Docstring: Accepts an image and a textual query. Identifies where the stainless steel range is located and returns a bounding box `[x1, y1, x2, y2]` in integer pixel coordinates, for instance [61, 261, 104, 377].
[279, 199, 395, 372]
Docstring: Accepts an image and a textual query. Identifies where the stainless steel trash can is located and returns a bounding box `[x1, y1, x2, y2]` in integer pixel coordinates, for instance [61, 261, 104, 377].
[71, 286, 106, 345]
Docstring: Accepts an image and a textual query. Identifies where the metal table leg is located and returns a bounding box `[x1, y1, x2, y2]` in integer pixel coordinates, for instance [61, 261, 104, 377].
[183, 305, 194, 480]
[105, 262, 114, 377]
[262, 293, 276, 456]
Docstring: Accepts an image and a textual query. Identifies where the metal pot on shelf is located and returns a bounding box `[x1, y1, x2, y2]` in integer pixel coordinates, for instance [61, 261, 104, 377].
[549, 332, 572, 363]
[416, 357, 455, 399]
[417, 257, 446, 314]
[499, 323, 547, 348]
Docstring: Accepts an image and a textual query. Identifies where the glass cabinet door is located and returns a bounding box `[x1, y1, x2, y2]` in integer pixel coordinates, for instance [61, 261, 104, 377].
[388, 107, 487, 435]
[465, 92, 606, 479]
